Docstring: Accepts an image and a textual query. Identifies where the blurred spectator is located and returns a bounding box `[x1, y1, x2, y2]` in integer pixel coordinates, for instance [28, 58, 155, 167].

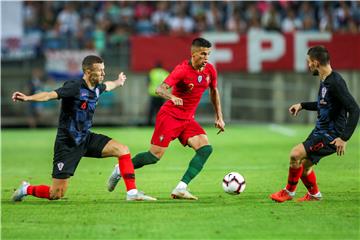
[168, 7, 195, 35]
[7, 1, 358, 56]
[261, 2, 281, 31]
[151, 2, 171, 33]
[226, 7, 247, 33]
[56, 2, 80, 48]
[281, 8, 303, 32]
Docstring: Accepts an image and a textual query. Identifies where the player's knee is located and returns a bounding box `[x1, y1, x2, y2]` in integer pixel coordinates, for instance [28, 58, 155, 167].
[115, 144, 130, 156]
[289, 150, 302, 167]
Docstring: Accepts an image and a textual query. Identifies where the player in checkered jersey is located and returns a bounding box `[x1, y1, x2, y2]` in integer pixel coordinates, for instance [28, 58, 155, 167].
[12, 55, 156, 202]
[271, 46, 359, 202]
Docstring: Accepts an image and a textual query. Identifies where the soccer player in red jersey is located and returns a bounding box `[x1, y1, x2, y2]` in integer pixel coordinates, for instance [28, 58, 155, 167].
[270, 46, 359, 202]
[11, 55, 156, 202]
[108, 38, 225, 200]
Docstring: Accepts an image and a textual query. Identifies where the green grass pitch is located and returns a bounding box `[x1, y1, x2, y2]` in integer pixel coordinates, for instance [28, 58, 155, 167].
[1, 125, 359, 239]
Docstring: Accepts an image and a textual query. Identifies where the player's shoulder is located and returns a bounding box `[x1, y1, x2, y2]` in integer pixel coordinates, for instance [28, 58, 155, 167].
[205, 62, 217, 75]
[205, 62, 216, 70]
[174, 60, 190, 70]
[327, 71, 346, 85]
[63, 79, 82, 88]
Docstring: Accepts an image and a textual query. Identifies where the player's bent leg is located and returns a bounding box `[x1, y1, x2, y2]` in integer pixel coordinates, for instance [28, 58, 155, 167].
[171, 135, 212, 200]
[12, 180, 53, 202]
[270, 143, 307, 203]
[131, 144, 164, 169]
[103, 140, 130, 191]
[101, 139, 130, 157]
[50, 178, 69, 200]
[103, 140, 157, 200]
[149, 144, 167, 160]
[298, 159, 321, 202]
[289, 144, 307, 168]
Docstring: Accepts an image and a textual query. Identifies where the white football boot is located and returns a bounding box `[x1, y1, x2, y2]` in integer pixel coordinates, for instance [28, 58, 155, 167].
[12, 181, 30, 202]
[171, 188, 198, 200]
[126, 191, 157, 201]
[107, 164, 121, 192]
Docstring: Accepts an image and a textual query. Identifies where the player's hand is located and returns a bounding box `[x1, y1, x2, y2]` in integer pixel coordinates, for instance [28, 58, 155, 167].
[115, 72, 126, 86]
[12, 92, 28, 102]
[171, 96, 183, 106]
[215, 118, 225, 134]
[289, 103, 302, 116]
[330, 137, 346, 156]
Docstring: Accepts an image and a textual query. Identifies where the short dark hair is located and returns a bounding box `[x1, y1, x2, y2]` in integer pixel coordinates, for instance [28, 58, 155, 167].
[307, 46, 330, 66]
[192, 38, 212, 48]
[82, 55, 103, 72]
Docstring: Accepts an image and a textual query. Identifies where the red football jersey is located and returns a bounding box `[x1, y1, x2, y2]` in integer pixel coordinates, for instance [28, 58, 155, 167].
[161, 60, 217, 120]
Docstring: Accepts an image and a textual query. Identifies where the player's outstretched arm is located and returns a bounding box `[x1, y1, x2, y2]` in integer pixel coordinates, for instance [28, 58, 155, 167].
[12, 91, 58, 102]
[209, 87, 225, 134]
[104, 72, 126, 91]
[156, 83, 183, 105]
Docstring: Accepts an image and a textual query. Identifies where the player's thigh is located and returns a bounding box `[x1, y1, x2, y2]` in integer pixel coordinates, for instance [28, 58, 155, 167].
[50, 178, 69, 199]
[180, 120, 208, 149]
[188, 134, 209, 150]
[302, 134, 336, 165]
[151, 110, 184, 148]
[84, 132, 125, 158]
[101, 139, 130, 157]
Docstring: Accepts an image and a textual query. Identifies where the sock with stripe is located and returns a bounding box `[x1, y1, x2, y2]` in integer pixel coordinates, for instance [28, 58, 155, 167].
[285, 165, 303, 193]
[118, 154, 136, 191]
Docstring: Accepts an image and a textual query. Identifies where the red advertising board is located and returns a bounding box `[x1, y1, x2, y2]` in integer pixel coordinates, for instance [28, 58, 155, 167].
[130, 32, 360, 72]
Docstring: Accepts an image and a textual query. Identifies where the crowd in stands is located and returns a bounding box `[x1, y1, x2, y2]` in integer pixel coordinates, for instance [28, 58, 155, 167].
[18, 1, 360, 53]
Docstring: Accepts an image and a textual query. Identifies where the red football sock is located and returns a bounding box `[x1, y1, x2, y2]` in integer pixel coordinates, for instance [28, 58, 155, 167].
[27, 185, 50, 199]
[118, 154, 136, 191]
[301, 170, 319, 195]
[285, 165, 303, 192]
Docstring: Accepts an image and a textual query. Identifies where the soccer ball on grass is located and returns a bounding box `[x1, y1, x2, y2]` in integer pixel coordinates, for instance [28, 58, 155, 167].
[222, 172, 246, 194]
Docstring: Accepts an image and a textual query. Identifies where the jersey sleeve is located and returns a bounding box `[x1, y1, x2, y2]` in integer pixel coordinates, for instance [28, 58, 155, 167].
[301, 102, 318, 111]
[54, 80, 79, 99]
[164, 65, 183, 87]
[331, 77, 360, 141]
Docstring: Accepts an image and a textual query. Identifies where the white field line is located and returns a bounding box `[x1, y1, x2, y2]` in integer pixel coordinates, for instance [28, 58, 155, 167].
[268, 124, 297, 137]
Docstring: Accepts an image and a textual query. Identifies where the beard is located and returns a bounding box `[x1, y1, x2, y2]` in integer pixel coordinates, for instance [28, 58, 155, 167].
[89, 73, 101, 85]
[311, 69, 319, 76]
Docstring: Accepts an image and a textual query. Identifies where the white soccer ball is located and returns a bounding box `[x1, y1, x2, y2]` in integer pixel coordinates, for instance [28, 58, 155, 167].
[222, 172, 246, 195]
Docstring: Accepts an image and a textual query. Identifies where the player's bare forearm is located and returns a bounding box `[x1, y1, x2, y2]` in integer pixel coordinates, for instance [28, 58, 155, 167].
[105, 72, 126, 91]
[155, 83, 171, 100]
[156, 83, 183, 106]
[210, 88, 225, 133]
[12, 91, 58, 102]
[210, 88, 223, 120]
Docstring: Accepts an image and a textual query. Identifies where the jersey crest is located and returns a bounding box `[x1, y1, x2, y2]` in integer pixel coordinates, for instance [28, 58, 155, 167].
[197, 75, 203, 83]
[321, 87, 327, 98]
